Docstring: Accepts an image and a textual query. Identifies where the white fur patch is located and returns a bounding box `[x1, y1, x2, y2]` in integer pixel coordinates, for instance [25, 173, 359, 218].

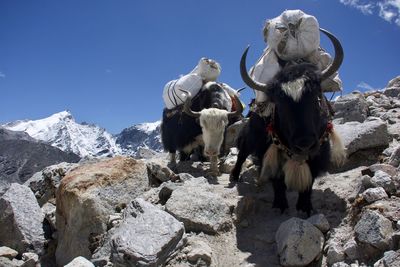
[283, 159, 312, 192]
[281, 77, 306, 102]
[329, 129, 346, 167]
[199, 108, 229, 156]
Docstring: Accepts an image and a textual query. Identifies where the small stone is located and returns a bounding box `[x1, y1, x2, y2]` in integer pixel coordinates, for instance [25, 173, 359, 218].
[332, 262, 350, 267]
[327, 244, 346, 265]
[361, 187, 388, 203]
[371, 171, 396, 195]
[147, 162, 175, 186]
[21, 252, 39, 267]
[220, 154, 237, 174]
[186, 238, 212, 265]
[64, 256, 95, 267]
[0, 247, 18, 259]
[344, 238, 359, 260]
[307, 214, 330, 233]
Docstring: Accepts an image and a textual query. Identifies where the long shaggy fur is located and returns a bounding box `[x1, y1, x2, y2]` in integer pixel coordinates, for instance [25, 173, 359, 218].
[259, 144, 280, 184]
[283, 159, 312, 192]
[329, 128, 346, 167]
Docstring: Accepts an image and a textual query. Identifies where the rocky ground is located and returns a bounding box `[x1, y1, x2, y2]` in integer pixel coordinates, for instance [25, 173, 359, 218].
[1, 76, 400, 267]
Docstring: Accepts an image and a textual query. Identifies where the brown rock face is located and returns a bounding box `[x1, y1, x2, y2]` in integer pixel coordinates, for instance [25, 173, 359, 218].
[56, 156, 149, 266]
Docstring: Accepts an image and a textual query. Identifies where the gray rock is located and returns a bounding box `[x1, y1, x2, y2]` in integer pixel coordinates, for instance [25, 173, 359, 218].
[384, 76, 400, 98]
[220, 153, 237, 174]
[64, 256, 95, 267]
[185, 236, 212, 265]
[307, 214, 330, 233]
[0, 247, 18, 259]
[355, 210, 393, 250]
[327, 244, 346, 265]
[371, 171, 396, 195]
[332, 262, 350, 267]
[41, 202, 56, 231]
[373, 250, 400, 267]
[0, 183, 45, 254]
[343, 238, 359, 260]
[333, 93, 369, 123]
[388, 145, 400, 167]
[335, 119, 389, 155]
[146, 162, 175, 186]
[21, 252, 39, 267]
[100, 199, 184, 267]
[165, 178, 232, 234]
[0, 257, 22, 267]
[366, 197, 400, 222]
[275, 217, 324, 266]
[361, 187, 388, 203]
[24, 162, 77, 206]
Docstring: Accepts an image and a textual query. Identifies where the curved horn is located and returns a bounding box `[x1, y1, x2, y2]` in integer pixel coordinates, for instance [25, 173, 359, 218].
[240, 46, 272, 93]
[320, 28, 344, 81]
[227, 94, 244, 119]
[182, 90, 201, 118]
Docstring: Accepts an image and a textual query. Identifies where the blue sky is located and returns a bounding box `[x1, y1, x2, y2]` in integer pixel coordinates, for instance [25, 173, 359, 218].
[1, 0, 399, 133]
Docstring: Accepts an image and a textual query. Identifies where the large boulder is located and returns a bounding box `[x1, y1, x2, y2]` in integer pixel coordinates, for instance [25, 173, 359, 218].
[0, 183, 45, 254]
[55, 156, 149, 266]
[334, 118, 389, 171]
[165, 178, 232, 234]
[92, 198, 184, 267]
[333, 93, 369, 123]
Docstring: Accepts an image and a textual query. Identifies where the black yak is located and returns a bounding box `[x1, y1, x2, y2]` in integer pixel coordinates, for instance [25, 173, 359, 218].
[231, 29, 346, 215]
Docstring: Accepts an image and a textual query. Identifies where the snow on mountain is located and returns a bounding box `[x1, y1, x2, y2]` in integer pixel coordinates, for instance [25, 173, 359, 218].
[115, 121, 163, 157]
[2, 111, 121, 158]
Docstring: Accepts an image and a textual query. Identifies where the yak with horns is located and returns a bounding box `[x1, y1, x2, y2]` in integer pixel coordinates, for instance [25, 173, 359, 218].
[231, 29, 346, 216]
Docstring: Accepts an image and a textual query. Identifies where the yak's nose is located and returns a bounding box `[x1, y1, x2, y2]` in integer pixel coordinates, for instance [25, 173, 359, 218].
[204, 148, 218, 157]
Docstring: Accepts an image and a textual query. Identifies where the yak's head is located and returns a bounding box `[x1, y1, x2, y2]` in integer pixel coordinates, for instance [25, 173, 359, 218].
[183, 82, 243, 157]
[241, 28, 345, 168]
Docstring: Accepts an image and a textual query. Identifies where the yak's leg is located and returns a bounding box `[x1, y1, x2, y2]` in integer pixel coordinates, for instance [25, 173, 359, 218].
[167, 151, 177, 170]
[209, 155, 220, 176]
[272, 177, 289, 213]
[230, 148, 249, 182]
[296, 187, 313, 216]
[179, 151, 191, 161]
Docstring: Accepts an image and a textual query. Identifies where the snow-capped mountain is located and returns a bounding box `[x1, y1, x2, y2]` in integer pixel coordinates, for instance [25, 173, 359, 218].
[115, 121, 163, 157]
[2, 111, 121, 158]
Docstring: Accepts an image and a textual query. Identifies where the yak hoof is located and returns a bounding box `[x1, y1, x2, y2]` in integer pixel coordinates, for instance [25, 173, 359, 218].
[208, 169, 220, 177]
[296, 201, 313, 217]
[273, 198, 289, 213]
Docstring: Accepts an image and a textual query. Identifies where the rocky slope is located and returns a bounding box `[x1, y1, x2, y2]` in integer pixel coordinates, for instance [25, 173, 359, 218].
[0, 127, 80, 194]
[1, 76, 400, 267]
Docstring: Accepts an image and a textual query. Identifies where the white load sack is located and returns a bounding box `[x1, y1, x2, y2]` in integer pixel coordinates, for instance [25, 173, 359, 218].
[163, 57, 222, 109]
[163, 74, 203, 109]
[264, 10, 320, 61]
[250, 9, 342, 102]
